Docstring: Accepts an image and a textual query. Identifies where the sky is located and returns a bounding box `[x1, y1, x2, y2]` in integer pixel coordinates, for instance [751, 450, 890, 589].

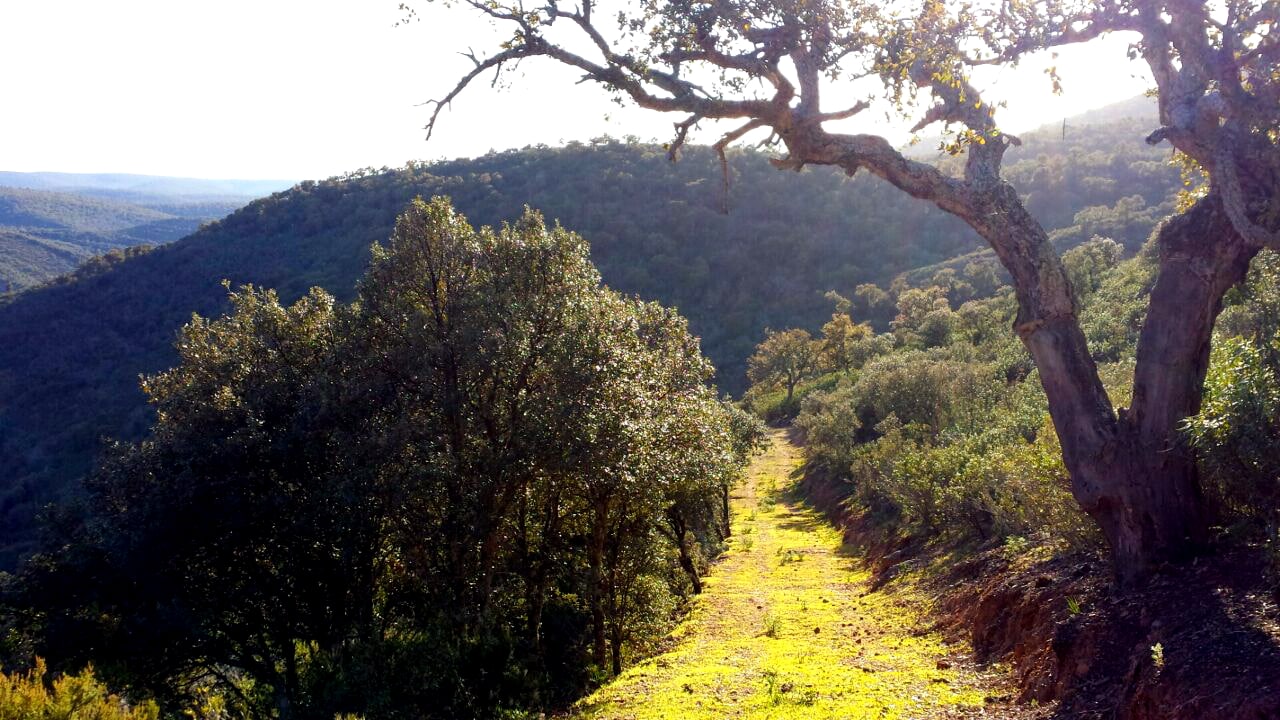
[0, 0, 1155, 181]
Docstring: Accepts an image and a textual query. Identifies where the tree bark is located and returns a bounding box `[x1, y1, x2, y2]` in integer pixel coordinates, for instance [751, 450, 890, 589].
[971, 189, 1257, 586]
[1091, 194, 1257, 583]
[588, 496, 609, 670]
[785, 123, 1263, 586]
[667, 511, 703, 594]
[721, 484, 732, 539]
[970, 190, 1252, 586]
[610, 621, 623, 677]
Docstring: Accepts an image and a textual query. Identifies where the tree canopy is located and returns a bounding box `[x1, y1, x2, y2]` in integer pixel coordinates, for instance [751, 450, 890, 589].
[15, 198, 763, 718]
[428, 0, 1279, 584]
[0, 123, 1178, 569]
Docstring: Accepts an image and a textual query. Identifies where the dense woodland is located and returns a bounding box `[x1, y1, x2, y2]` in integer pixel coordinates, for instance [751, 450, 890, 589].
[434, 0, 1277, 589]
[0, 185, 250, 292]
[2, 197, 767, 718]
[0, 101, 1183, 568]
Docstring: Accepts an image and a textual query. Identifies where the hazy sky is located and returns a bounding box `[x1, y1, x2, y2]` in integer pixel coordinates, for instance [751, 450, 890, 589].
[0, 0, 1154, 181]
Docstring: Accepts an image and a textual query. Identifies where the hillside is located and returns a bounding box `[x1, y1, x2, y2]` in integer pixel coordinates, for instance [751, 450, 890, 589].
[0, 103, 1181, 567]
[0, 186, 252, 292]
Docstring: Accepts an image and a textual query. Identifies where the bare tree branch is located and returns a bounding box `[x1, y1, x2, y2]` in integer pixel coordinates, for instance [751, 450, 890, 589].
[711, 118, 765, 213]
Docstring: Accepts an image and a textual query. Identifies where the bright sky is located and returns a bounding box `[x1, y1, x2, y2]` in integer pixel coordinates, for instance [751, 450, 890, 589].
[0, 0, 1154, 181]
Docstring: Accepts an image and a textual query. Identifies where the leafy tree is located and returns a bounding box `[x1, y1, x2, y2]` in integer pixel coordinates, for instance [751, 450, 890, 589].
[1185, 251, 1280, 533]
[1062, 236, 1124, 304]
[747, 329, 819, 405]
[428, 0, 1279, 584]
[18, 198, 751, 719]
[892, 286, 954, 349]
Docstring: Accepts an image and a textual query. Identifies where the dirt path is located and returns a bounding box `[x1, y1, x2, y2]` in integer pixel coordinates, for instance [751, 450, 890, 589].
[572, 430, 1011, 719]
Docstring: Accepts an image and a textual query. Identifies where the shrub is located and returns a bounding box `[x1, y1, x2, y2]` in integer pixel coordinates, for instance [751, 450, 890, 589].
[0, 659, 158, 720]
[1184, 336, 1280, 531]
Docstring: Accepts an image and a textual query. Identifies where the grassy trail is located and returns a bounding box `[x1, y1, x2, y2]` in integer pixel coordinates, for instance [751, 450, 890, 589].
[572, 430, 1004, 719]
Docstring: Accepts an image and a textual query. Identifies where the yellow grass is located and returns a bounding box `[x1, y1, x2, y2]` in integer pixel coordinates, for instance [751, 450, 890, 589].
[571, 430, 1001, 719]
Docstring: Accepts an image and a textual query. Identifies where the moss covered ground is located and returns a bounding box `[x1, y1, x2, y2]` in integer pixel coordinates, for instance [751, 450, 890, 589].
[571, 430, 1008, 719]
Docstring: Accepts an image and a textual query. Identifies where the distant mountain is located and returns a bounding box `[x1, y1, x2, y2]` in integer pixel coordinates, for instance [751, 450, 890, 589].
[0, 172, 294, 292]
[0, 98, 1184, 568]
[1062, 94, 1158, 127]
[0, 171, 292, 203]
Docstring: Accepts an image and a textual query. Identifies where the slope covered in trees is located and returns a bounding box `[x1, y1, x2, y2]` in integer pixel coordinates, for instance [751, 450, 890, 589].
[11, 198, 765, 719]
[747, 237, 1280, 565]
[435, 0, 1278, 585]
[0, 101, 1178, 567]
[0, 186, 249, 292]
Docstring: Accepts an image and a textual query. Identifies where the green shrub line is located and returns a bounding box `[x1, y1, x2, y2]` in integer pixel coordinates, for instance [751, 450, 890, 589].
[747, 242, 1280, 558]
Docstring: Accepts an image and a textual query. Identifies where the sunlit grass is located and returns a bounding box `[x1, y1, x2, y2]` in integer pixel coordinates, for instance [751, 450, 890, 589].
[571, 430, 997, 719]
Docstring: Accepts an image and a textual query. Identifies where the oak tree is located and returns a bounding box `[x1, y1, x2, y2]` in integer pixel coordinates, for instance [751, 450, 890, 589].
[425, 0, 1278, 584]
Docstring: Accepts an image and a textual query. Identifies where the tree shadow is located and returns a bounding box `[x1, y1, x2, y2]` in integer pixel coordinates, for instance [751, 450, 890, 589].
[1045, 550, 1280, 719]
[772, 513, 826, 535]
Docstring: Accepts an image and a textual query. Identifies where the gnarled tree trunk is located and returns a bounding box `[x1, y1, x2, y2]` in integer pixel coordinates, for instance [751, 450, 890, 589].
[968, 188, 1254, 586]
[786, 118, 1265, 586]
[1092, 195, 1257, 579]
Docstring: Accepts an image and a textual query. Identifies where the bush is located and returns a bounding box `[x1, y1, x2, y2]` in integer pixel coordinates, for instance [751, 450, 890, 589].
[954, 427, 1099, 548]
[798, 333, 1098, 548]
[794, 377, 863, 472]
[1184, 336, 1280, 531]
[0, 659, 158, 720]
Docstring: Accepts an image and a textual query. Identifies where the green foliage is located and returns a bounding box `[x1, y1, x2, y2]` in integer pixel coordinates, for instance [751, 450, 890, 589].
[746, 329, 820, 404]
[15, 199, 753, 719]
[787, 233, 1280, 556]
[0, 114, 1185, 567]
[1182, 251, 1280, 535]
[1062, 236, 1123, 305]
[891, 286, 955, 349]
[782, 256, 1153, 549]
[744, 373, 840, 425]
[1184, 337, 1280, 530]
[0, 659, 158, 720]
[1079, 238, 1158, 362]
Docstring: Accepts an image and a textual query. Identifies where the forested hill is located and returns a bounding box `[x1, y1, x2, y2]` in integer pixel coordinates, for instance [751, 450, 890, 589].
[0, 100, 1178, 566]
[0, 186, 250, 292]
